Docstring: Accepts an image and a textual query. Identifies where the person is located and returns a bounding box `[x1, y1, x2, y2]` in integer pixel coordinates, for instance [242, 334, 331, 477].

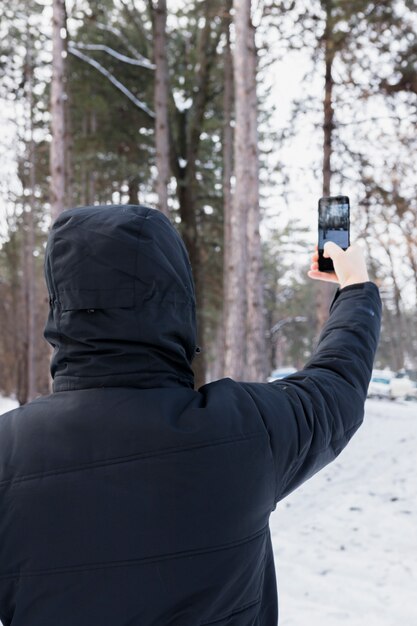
[0, 204, 381, 626]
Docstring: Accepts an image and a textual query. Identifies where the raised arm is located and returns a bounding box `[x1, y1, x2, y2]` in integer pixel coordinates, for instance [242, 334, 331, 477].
[240, 242, 382, 505]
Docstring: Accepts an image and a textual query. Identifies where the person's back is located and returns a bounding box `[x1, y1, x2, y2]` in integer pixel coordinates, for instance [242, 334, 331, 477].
[0, 205, 381, 625]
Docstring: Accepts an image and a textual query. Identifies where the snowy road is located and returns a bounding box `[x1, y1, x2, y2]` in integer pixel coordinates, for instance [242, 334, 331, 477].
[0, 396, 415, 625]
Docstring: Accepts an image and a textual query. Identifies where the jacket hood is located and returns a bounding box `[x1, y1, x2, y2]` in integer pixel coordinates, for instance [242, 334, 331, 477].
[43, 204, 197, 392]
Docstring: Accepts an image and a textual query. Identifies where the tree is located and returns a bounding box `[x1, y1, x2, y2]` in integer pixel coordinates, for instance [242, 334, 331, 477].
[50, 0, 68, 220]
[0, 0, 52, 403]
[218, 0, 233, 379]
[1, 0, 342, 401]
[224, 0, 250, 379]
[224, 0, 267, 381]
[316, 0, 339, 334]
[263, 221, 315, 372]
[170, 1, 224, 387]
[66, 0, 226, 387]
[150, 0, 170, 216]
[264, 0, 413, 349]
[245, 12, 268, 381]
[24, 26, 37, 401]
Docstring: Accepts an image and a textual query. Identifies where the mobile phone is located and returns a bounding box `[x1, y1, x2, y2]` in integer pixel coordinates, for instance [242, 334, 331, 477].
[318, 195, 350, 272]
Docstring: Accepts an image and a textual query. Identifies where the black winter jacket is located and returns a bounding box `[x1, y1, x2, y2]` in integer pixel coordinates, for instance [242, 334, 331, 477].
[0, 205, 382, 626]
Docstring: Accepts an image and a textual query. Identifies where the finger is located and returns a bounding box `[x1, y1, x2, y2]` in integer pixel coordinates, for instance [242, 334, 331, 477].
[307, 269, 339, 283]
[323, 241, 343, 259]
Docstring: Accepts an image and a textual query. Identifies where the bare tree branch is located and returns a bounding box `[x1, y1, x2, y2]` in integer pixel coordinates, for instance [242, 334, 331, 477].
[186, 5, 223, 177]
[72, 42, 155, 69]
[119, 0, 153, 49]
[68, 45, 155, 119]
[95, 22, 151, 62]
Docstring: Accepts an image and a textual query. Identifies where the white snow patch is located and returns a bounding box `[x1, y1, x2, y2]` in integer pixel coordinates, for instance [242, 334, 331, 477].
[0, 395, 19, 415]
[270, 398, 417, 625]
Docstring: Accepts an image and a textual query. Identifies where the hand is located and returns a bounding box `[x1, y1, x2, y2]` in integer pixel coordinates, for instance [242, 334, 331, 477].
[308, 242, 369, 289]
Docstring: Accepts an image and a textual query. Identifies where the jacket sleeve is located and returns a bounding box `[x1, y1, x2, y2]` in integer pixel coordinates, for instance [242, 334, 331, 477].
[240, 281, 382, 506]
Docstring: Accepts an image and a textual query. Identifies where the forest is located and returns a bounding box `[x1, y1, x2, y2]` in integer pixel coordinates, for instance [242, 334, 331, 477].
[0, 0, 416, 404]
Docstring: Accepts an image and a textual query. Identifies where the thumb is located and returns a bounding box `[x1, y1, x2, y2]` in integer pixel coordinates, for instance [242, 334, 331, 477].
[323, 241, 343, 259]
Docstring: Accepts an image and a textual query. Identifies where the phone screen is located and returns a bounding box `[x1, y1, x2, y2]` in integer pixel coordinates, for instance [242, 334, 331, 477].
[318, 195, 350, 272]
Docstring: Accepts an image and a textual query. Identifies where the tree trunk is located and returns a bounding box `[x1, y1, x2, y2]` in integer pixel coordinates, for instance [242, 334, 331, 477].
[245, 15, 267, 381]
[177, 180, 205, 388]
[224, 0, 250, 379]
[128, 175, 140, 204]
[322, 12, 334, 199]
[220, 0, 233, 378]
[402, 220, 417, 308]
[1, 211, 26, 403]
[25, 35, 37, 402]
[24, 202, 38, 402]
[50, 0, 68, 221]
[17, 234, 28, 406]
[172, 6, 221, 388]
[89, 172, 96, 204]
[384, 241, 405, 370]
[316, 0, 337, 341]
[152, 0, 170, 216]
[65, 69, 74, 209]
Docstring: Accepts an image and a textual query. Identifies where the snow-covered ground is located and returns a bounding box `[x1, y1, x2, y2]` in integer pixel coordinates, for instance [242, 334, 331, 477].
[271, 398, 417, 626]
[0, 395, 18, 415]
[0, 396, 415, 625]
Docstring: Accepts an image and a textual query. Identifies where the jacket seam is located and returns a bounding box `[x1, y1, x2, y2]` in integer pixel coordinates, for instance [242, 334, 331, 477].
[305, 420, 362, 458]
[238, 385, 278, 513]
[54, 368, 192, 379]
[278, 420, 362, 502]
[331, 282, 381, 314]
[0, 524, 269, 580]
[0, 431, 266, 488]
[199, 595, 262, 624]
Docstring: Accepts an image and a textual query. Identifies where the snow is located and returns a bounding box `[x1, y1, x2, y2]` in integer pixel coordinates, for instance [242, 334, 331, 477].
[0, 397, 415, 625]
[271, 399, 417, 626]
[0, 395, 18, 415]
